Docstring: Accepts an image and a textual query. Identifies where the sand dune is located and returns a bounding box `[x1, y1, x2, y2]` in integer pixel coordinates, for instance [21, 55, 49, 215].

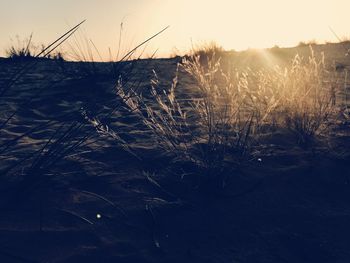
[0, 44, 350, 262]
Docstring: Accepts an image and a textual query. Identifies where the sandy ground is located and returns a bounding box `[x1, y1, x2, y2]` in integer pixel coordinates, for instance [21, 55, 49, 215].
[0, 43, 350, 263]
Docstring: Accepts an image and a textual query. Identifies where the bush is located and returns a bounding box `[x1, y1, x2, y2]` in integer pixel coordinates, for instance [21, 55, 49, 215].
[51, 51, 65, 61]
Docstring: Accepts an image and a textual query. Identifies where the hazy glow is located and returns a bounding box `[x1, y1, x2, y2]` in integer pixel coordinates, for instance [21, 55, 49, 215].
[0, 0, 349, 60]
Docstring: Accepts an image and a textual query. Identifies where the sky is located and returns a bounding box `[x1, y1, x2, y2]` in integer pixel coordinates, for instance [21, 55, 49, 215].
[0, 0, 349, 60]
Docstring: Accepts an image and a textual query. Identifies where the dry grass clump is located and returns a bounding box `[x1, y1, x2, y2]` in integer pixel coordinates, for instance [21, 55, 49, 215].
[189, 41, 225, 65]
[191, 41, 224, 55]
[216, 48, 338, 147]
[5, 34, 65, 62]
[270, 50, 337, 145]
[118, 56, 259, 179]
[5, 34, 36, 60]
[116, 46, 340, 183]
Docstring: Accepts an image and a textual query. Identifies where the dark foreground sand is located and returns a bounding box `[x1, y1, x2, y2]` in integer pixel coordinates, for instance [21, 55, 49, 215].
[0, 43, 350, 263]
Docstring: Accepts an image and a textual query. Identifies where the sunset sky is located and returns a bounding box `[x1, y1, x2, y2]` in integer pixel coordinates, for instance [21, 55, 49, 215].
[0, 0, 349, 60]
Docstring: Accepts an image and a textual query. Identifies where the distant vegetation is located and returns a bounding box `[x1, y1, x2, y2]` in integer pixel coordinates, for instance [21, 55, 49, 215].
[5, 34, 36, 60]
[5, 34, 65, 61]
